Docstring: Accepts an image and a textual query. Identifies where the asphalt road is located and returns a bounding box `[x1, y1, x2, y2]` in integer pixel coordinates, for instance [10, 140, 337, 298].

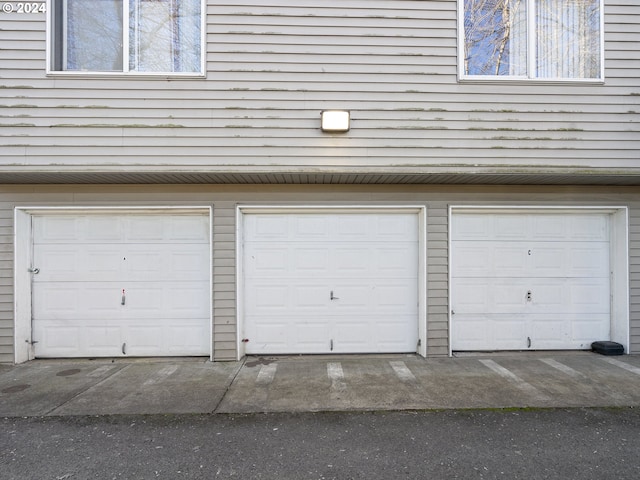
[2, 408, 639, 480]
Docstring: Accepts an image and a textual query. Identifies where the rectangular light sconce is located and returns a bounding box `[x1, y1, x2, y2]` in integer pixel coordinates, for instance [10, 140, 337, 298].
[321, 110, 350, 132]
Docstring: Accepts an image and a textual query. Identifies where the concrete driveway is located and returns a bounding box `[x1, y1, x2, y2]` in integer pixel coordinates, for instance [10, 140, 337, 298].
[1, 352, 639, 417]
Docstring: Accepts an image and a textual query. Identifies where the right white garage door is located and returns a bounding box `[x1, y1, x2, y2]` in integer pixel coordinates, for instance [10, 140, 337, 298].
[451, 211, 611, 351]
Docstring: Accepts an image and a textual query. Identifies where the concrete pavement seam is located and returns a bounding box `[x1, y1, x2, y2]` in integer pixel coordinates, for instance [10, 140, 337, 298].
[43, 363, 132, 417]
[211, 357, 246, 414]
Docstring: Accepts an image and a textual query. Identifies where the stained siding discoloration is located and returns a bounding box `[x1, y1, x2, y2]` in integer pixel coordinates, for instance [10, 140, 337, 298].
[0, 1, 639, 174]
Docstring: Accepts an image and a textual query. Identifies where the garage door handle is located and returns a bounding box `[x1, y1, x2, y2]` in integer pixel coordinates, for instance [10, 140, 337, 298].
[28, 267, 40, 274]
[330, 291, 339, 300]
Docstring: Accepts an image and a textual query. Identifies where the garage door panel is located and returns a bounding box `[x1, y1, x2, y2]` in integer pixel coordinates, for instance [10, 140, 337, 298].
[34, 284, 124, 318]
[376, 214, 418, 238]
[245, 318, 288, 343]
[376, 245, 419, 273]
[452, 211, 611, 352]
[493, 317, 528, 343]
[453, 315, 529, 350]
[294, 216, 331, 239]
[374, 284, 418, 311]
[333, 248, 369, 273]
[335, 215, 369, 238]
[85, 327, 121, 352]
[569, 215, 609, 241]
[532, 283, 608, 313]
[454, 279, 527, 314]
[331, 285, 370, 308]
[248, 215, 289, 239]
[528, 317, 568, 347]
[492, 281, 529, 311]
[35, 245, 122, 281]
[452, 214, 493, 240]
[294, 286, 330, 309]
[295, 248, 331, 273]
[243, 212, 419, 354]
[451, 280, 491, 313]
[126, 320, 209, 355]
[245, 247, 288, 275]
[293, 321, 332, 348]
[495, 216, 529, 239]
[125, 284, 209, 317]
[375, 318, 418, 350]
[124, 246, 210, 281]
[34, 216, 83, 242]
[167, 327, 211, 354]
[568, 282, 610, 312]
[571, 315, 610, 342]
[35, 326, 80, 353]
[246, 284, 289, 310]
[453, 243, 527, 277]
[32, 213, 210, 358]
[568, 245, 610, 276]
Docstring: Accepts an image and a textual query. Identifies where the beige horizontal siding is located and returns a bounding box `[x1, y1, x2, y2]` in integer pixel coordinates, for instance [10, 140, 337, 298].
[0, 1, 638, 174]
[629, 204, 640, 354]
[427, 203, 449, 356]
[0, 205, 12, 364]
[212, 202, 237, 360]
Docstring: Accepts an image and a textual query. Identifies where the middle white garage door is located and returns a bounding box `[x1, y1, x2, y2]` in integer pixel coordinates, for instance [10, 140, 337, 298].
[242, 211, 419, 354]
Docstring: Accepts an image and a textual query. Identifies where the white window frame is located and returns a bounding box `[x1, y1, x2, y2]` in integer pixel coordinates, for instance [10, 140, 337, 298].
[46, 0, 206, 77]
[458, 0, 605, 83]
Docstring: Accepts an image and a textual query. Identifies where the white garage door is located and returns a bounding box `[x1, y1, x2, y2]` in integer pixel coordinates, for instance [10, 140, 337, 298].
[451, 211, 611, 351]
[32, 212, 210, 358]
[242, 211, 419, 354]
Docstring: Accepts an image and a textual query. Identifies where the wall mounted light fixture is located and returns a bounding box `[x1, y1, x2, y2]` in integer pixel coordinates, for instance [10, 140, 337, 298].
[321, 110, 350, 132]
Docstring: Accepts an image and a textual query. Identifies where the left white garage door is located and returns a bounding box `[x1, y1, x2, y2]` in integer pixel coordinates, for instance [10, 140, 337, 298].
[242, 211, 419, 354]
[31, 213, 210, 358]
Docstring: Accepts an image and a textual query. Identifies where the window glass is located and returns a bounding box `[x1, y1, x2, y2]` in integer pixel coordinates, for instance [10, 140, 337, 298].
[129, 0, 201, 73]
[535, 0, 601, 79]
[464, 0, 527, 76]
[462, 0, 601, 79]
[65, 0, 124, 71]
[55, 0, 201, 74]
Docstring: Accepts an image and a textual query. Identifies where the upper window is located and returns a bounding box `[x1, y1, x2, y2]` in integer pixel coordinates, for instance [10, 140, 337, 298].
[50, 0, 203, 74]
[461, 0, 603, 81]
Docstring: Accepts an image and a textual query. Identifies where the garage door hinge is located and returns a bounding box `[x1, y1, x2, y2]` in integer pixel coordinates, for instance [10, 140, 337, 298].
[26, 339, 38, 345]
